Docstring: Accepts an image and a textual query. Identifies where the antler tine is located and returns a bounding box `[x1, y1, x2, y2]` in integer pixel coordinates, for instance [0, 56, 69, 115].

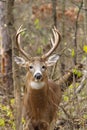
[42, 27, 61, 60]
[16, 25, 31, 60]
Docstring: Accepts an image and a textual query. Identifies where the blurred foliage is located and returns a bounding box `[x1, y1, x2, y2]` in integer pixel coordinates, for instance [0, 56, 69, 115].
[0, 98, 15, 130]
[0, 118, 5, 127]
[71, 49, 75, 57]
[73, 68, 82, 77]
[34, 18, 41, 30]
[83, 45, 87, 53]
[36, 47, 42, 55]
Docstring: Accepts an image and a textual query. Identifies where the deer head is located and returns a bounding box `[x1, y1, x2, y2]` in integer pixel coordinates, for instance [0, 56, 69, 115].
[15, 26, 61, 89]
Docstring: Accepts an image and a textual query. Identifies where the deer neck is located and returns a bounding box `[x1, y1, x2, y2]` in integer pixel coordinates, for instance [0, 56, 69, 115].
[28, 82, 48, 119]
[29, 82, 48, 108]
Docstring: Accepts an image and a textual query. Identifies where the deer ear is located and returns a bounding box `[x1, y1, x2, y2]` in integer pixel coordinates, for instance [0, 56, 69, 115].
[14, 56, 27, 67]
[46, 54, 59, 66]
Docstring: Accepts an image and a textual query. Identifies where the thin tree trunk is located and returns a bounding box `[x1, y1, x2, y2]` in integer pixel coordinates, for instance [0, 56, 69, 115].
[13, 43, 22, 130]
[83, 0, 87, 42]
[7, 1, 22, 130]
[28, 0, 32, 24]
[51, 0, 57, 27]
[74, 1, 83, 65]
[60, 0, 66, 75]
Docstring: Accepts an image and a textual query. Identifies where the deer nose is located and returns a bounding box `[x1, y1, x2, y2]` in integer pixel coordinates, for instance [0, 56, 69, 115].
[34, 73, 42, 80]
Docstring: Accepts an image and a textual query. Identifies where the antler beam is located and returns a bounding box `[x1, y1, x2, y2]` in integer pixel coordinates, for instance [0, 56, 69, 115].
[16, 25, 31, 60]
[42, 26, 61, 60]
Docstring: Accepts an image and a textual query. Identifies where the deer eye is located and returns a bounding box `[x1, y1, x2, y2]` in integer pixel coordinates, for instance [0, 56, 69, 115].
[42, 65, 46, 70]
[29, 65, 33, 69]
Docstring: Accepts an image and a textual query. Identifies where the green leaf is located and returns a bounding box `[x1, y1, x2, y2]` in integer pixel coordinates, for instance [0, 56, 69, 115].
[73, 68, 82, 77]
[71, 49, 75, 57]
[22, 117, 25, 124]
[2, 106, 7, 111]
[21, 31, 26, 36]
[34, 18, 41, 29]
[83, 45, 87, 53]
[69, 84, 74, 89]
[37, 47, 42, 55]
[0, 118, 5, 126]
[7, 110, 13, 118]
[12, 123, 16, 130]
[63, 95, 69, 102]
[83, 114, 87, 119]
[10, 98, 15, 105]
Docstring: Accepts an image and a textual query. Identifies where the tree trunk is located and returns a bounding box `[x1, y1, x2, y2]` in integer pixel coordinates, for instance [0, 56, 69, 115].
[83, 0, 87, 42]
[7, 1, 22, 130]
[13, 45, 22, 130]
[51, 0, 57, 27]
[0, 1, 22, 130]
[73, 1, 83, 65]
[0, 0, 13, 95]
[60, 0, 66, 75]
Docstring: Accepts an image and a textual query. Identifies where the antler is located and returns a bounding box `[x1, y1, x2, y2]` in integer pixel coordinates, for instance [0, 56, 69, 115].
[16, 25, 31, 60]
[42, 26, 61, 60]
[16, 26, 61, 60]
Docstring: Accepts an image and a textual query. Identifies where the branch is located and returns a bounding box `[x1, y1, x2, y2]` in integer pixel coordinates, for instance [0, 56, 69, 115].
[75, 70, 87, 94]
[56, 64, 83, 92]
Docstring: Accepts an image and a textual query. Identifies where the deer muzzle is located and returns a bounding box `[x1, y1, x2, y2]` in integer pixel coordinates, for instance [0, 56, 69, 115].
[34, 73, 42, 81]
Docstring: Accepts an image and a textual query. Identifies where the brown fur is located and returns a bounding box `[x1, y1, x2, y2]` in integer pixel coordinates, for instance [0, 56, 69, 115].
[20, 59, 83, 130]
[22, 67, 62, 130]
[21, 59, 82, 130]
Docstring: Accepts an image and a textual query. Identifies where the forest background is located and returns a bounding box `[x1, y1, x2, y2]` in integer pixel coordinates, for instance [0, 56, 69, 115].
[0, 0, 87, 130]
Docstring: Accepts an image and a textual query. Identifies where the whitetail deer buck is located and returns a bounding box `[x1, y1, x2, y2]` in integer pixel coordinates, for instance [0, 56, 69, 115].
[15, 26, 81, 130]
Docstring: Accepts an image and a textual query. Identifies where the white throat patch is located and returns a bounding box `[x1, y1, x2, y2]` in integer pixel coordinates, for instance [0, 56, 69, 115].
[30, 81, 45, 89]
